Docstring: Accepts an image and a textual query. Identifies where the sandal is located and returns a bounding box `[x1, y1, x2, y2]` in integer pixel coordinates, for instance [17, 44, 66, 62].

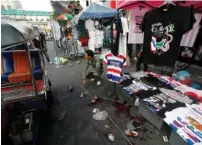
[124, 129, 138, 137]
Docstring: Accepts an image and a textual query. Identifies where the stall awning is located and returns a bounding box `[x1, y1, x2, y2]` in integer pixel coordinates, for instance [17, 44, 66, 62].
[117, 1, 202, 9]
[79, 2, 117, 20]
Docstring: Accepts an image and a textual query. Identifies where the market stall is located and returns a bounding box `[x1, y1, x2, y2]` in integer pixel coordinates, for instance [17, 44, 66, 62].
[116, 71, 202, 144]
[76, 2, 117, 53]
[101, 1, 202, 145]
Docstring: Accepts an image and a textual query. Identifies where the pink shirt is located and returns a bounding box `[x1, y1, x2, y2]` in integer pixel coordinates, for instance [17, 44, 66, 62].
[128, 6, 151, 44]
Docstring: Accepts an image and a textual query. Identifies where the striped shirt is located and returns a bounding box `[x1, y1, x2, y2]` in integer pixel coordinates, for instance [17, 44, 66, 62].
[104, 53, 127, 82]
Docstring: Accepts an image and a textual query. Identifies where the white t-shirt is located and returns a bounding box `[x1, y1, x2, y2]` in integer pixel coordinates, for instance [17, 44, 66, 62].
[121, 17, 129, 35]
[118, 17, 128, 58]
[128, 7, 150, 44]
[180, 13, 202, 47]
[85, 19, 95, 31]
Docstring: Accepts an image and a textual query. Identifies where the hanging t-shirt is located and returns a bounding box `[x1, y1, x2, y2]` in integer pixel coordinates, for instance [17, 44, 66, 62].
[180, 13, 202, 47]
[85, 19, 95, 31]
[140, 6, 195, 66]
[128, 6, 151, 44]
[118, 17, 129, 58]
[104, 53, 127, 82]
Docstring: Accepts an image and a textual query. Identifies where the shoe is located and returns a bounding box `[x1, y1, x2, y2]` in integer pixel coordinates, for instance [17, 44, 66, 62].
[91, 78, 95, 82]
[124, 129, 138, 137]
[97, 81, 101, 86]
[49, 62, 53, 64]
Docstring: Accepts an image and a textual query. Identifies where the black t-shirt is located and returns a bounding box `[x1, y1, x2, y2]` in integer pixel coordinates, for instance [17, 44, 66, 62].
[140, 5, 195, 66]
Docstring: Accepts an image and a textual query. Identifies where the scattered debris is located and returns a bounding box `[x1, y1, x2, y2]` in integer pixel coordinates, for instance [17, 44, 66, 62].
[80, 93, 84, 98]
[69, 86, 73, 93]
[155, 130, 159, 135]
[134, 98, 140, 106]
[91, 96, 98, 104]
[57, 111, 67, 121]
[105, 125, 110, 128]
[93, 108, 100, 113]
[77, 60, 80, 64]
[163, 136, 168, 142]
[93, 110, 108, 120]
[124, 129, 138, 137]
[69, 63, 73, 67]
[108, 134, 115, 141]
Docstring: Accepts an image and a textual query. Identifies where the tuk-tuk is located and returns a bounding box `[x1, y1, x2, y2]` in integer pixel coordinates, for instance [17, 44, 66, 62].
[1, 20, 52, 144]
[1, 19, 51, 108]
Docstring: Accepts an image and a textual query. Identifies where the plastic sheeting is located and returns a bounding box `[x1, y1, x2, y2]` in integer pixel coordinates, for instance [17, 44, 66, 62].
[79, 2, 117, 20]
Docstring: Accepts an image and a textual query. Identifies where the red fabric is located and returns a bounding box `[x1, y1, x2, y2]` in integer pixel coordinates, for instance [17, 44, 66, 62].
[110, 0, 116, 9]
[79, 37, 89, 47]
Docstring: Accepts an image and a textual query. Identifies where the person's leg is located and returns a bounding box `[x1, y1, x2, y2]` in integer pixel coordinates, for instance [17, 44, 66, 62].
[127, 44, 132, 58]
[136, 56, 141, 71]
[144, 64, 148, 71]
[136, 44, 141, 57]
[86, 72, 94, 80]
[93, 71, 102, 85]
[94, 75, 102, 86]
[41, 49, 51, 63]
[126, 53, 131, 67]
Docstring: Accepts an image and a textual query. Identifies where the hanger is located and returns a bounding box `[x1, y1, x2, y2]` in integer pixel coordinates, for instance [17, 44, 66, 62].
[159, 0, 176, 12]
[159, 0, 176, 8]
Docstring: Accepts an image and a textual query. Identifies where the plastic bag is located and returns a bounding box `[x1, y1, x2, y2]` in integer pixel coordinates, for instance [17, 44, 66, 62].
[93, 111, 108, 120]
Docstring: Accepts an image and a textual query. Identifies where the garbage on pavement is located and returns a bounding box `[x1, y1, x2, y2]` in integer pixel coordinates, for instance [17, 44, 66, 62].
[124, 129, 138, 137]
[91, 96, 98, 104]
[93, 108, 100, 113]
[93, 110, 108, 120]
[57, 111, 67, 121]
[69, 86, 73, 93]
[108, 133, 115, 141]
[80, 93, 84, 98]
[163, 136, 168, 142]
[54, 57, 68, 65]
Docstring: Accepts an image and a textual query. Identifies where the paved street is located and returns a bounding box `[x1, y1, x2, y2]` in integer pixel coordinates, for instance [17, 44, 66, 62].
[37, 41, 169, 145]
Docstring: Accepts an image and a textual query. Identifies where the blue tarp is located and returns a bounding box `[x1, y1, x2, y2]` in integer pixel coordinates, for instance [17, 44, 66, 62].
[79, 2, 117, 20]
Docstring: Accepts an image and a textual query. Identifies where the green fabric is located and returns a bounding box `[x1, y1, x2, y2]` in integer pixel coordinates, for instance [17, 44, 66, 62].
[85, 56, 103, 78]
[64, 13, 73, 19]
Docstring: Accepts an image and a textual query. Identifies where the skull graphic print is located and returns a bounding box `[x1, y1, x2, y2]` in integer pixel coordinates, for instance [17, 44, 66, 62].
[150, 23, 175, 55]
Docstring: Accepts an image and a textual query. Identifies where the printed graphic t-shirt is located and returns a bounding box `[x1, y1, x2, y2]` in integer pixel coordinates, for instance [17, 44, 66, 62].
[140, 6, 195, 66]
[128, 6, 151, 44]
[104, 53, 127, 82]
